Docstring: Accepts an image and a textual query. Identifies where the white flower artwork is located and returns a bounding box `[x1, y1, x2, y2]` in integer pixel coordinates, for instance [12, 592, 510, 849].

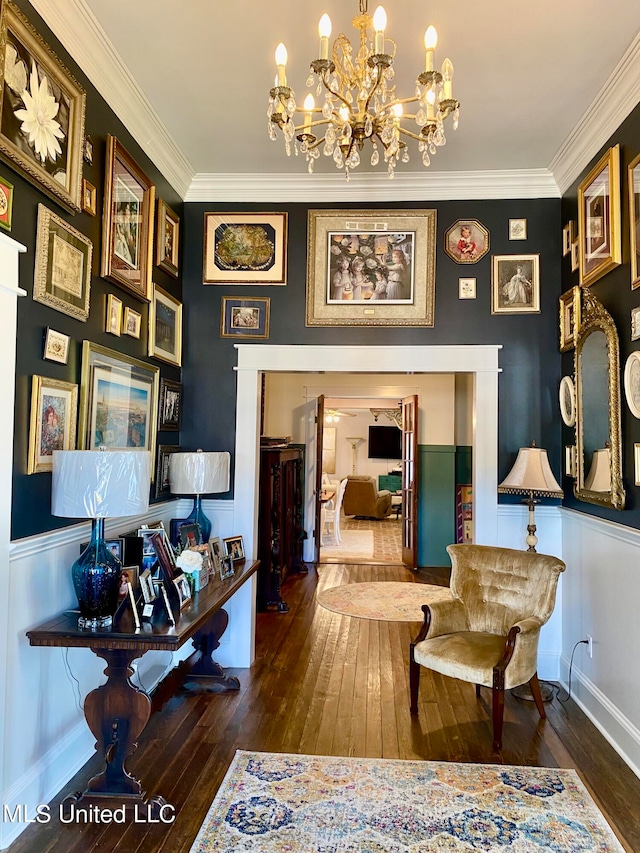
[14, 62, 65, 164]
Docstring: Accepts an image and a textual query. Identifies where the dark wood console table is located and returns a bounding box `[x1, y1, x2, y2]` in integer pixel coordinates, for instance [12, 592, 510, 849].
[27, 560, 259, 814]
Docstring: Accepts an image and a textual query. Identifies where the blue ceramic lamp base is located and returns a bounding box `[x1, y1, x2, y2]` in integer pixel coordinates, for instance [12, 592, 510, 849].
[182, 495, 212, 543]
[71, 518, 121, 629]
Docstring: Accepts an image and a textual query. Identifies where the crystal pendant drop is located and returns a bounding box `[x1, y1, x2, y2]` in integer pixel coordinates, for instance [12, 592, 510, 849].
[344, 168, 350, 182]
[364, 116, 373, 137]
[326, 125, 336, 143]
[286, 97, 296, 114]
[422, 151, 430, 167]
[346, 90, 353, 104]
[323, 100, 332, 119]
[415, 83, 421, 99]
[429, 142, 436, 155]
[268, 122, 277, 141]
[333, 147, 343, 166]
[371, 146, 379, 166]
[306, 73, 315, 87]
[324, 140, 334, 156]
[285, 139, 291, 157]
[300, 140, 308, 154]
[453, 108, 459, 130]
[416, 109, 426, 126]
[267, 103, 273, 118]
[402, 148, 409, 163]
[342, 123, 352, 139]
[308, 160, 314, 174]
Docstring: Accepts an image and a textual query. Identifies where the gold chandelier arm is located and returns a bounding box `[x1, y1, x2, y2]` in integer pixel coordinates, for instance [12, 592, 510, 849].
[396, 126, 427, 143]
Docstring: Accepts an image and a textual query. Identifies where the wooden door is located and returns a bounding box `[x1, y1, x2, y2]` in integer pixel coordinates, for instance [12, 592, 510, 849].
[401, 394, 418, 568]
[312, 395, 325, 565]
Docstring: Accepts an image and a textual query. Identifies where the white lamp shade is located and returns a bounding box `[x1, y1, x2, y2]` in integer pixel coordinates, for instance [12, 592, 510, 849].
[585, 448, 611, 492]
[498, 446, 563, 498]
[52, 450, 151, 518]
[169, 451, 230, 495]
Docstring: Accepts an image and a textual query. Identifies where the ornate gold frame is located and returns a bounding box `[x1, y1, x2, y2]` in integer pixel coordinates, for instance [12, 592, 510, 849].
[559, 286, 581, 352]
[628, 151, 640, 289]
[578, 145, 621, 288]
[573, 288, 625, 509]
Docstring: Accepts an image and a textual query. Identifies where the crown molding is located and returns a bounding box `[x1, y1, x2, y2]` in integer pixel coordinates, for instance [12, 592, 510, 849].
[549, 31, 640, 195]
[29, 0, 195, 199]
[185, 168, 559, 203]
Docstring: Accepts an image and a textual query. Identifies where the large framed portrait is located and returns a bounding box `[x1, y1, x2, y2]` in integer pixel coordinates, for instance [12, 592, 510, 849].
[221, 296, 270, 339]
[559, 286, 581, 352]
[78, 341, 159, 475]
[306, 208, 436, 326]
[33, 204, 93, 321]
[101, 135, 155, 301]
[28, 375, 78, 474]
[203, 212, 287, 284]
[158, 378, 181, 431]
[149, 284, 182, 366]
[578, 144, 621, 288]
[156, 198, 180, 277]
[628, 151, 640, 289]
[0, 1, 85, 213]
[491, 254, 540, 314]
[444, 219, 489, 263]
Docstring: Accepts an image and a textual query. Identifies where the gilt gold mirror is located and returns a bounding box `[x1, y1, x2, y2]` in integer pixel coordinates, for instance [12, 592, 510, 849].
[573, 288, 625, 508]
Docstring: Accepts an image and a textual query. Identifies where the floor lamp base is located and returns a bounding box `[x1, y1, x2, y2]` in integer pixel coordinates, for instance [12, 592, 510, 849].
[511, 682, 554, 703]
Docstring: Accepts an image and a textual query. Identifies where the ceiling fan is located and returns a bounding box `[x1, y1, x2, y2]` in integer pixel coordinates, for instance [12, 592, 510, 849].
[325, 408, 356, 422]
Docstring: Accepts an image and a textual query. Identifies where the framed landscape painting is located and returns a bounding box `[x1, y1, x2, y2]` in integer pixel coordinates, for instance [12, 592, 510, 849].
[203, 212, 287, 284]
[28, 375, 78, 474]
[149, 285, 182, 365]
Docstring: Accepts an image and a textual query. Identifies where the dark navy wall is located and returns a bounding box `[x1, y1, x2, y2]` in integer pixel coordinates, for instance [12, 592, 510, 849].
[11, 0, 183, 540]
[181, 198, 563, 501]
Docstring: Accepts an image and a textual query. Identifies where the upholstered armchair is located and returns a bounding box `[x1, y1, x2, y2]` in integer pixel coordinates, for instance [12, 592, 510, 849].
[342, 475, 392, 519]
[410, 544, 566, 751]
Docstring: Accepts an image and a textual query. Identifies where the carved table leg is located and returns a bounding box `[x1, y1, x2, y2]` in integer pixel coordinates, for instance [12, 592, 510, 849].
[182, 609, 241, 691]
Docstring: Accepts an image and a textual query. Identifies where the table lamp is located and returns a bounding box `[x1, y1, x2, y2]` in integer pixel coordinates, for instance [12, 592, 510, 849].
[585, 446, 611, 492]
[169, 450, 230, 542]
[497, 442, 563, 552]
[52, 449, 151, 629]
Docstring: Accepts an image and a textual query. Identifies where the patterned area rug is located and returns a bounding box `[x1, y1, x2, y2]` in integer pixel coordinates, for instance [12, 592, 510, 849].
[321, 530, 375, 560]
[317, 581, 452, 621]
[189, 750, 624, 852]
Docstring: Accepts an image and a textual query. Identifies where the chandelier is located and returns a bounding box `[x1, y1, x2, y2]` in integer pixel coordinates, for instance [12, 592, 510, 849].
[267, 1, 460, 180]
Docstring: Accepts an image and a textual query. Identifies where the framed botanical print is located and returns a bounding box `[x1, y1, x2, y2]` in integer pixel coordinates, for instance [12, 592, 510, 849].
[78, 341, 159, 474]
[0, 173, 14, 231]
[444, 219, 489, 263]
[0, 1, 86, 213]
[155, 444, 180, 499]
[105, 293, 122, 336]
[221, 296, 270, 339]
[491, 254, 540, 314]
[559, 375, 576, 427]
[28, 375, 78, 474]
[578, 144, 621, 287]
[33, 204, 93, 321]
[559, 286, 581, 352]
[458, 278, 476, 299]
[101, 135, 155, 301]
[156, 198, 180, 277]
[204, 212, 287, 284]
[43, 327, 70, 364]
[158, 378, 181, 431]
[149, 285, 182, 366]
[509, 219, 526, 241]
[628, 151, 640, 289]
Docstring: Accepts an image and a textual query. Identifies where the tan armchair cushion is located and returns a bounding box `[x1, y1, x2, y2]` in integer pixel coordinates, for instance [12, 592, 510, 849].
[342, 475, 392, 518]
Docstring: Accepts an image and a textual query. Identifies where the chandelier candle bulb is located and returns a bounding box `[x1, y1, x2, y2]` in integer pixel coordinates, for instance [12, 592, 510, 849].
[275, 42, 288, 85]
[442, 58, 453, 99]
[424, 26, 437, 71]
[318, 14, 331, 60]
[373, 6, 386, 53]
[426, 88, 436, 119]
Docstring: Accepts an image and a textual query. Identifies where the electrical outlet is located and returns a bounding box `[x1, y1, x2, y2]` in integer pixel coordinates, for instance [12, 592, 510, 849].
[586, 635, 593, 658]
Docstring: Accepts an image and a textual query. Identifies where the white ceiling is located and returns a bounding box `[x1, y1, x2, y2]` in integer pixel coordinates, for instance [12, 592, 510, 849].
[31, 0, 640, 200]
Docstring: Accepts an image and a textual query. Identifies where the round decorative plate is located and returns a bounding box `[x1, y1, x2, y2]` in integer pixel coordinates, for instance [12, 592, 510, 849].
[624, 351, 640, 418]
[559, 375, 576, 427]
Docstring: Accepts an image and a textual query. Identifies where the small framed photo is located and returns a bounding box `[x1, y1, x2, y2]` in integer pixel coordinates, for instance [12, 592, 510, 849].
[0, 174, 14, 231]
[624, 351, 640, 419]
[150, 529, 178, 582]
[179, 523, 202, 549]
[444, 219, 489, 264]
[173, 574, 192, 609]
[149, 284, 182, 365]
[559, 286, 581, 352]
[632, 306, 640, 342]
[159, 378, 181, 431]
[82, 179, 96, 216]
[119, 565, 140, 598]
[155, 444, 180, 499]
[156, 198, 180, 277]
[458, 278, 476, 300]
[219, 554, 235, 580]
[559, 375, 576, 427]
[106, 293, 123, 335]
[628, 152, 640, 289]
[571, 238, 579, 272]
[139, 569, 157, 604]
[509, 219, 527, 241]
[565, 445, 577, 479]
[28, 375, 78, 474]
[105, 538, 123, 562]
[578, 144, 621, 287]
[209, 537, 223, 574]
[562, 221, 574, 256]
[491, 255, 540, 314]
[635, 444, 640, 486]
[221, 296, 270, 339]
[223, 535, 245, 563]
[43, 327, 70, 365]
[204, 212, 287, 285]
[83, 135, 94, 165]
[123, 306, 142, 339]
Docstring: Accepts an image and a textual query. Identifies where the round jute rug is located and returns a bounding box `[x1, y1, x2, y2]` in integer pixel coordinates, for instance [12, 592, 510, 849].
[317, 581, 452, 622]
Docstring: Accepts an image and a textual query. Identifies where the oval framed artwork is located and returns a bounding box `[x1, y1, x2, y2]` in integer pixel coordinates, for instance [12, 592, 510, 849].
[624, 351, 640, 419]
[559, 375, 576, 427]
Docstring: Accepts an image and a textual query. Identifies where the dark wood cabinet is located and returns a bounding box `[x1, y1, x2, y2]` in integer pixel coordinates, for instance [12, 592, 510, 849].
[257, 446, 305, 611]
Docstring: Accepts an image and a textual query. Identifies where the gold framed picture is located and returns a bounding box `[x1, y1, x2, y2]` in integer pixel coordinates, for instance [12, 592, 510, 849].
[444, 219, 489, 263]
[149, 284, 182, 366]
[204, 212, 287, 285]
[101, 134, 155, 301]
[156, 198, 180, 277]
[628, 151, 640, 289]
[123, 306, 142, 339]
[221, 296, 270, 339]
[509, 219, 527, 241]
[565, 445, 577, 479]
[559, 286, 581, 352]
[458, 278, 476, 299]
[28, 375, 78, 474]
[306, 208, 436, 326]
[578, 144, 621, 287]
[571, 238, 579, 272]
[491, 254, 540, 315]
[105, 293, 122, 335]
[82, 178, 96, 216]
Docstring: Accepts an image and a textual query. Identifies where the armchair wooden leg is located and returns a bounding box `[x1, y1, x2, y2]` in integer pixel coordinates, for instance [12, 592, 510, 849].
[491, 685, 505, 751]
[409, 647, 420, 715]
[475, 684, 481, 698]
[528, 673, 547, 719]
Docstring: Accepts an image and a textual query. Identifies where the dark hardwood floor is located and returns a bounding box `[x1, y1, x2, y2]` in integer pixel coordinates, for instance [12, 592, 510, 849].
[9, 563, 640, 853]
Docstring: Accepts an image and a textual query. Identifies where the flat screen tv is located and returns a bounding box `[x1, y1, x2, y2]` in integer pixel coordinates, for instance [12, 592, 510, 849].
[368, 425, 402, 460]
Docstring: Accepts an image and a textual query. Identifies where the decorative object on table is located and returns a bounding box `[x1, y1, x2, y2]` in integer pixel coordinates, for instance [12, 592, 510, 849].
[559, 375, 576, 427]
[306, 208, 436, 326]
[101, 134, 155, 301]
[209, 536, 223, 575]
[623, 351, 640, 418]
[628, 151, 640, 289]
[491, 254, 540, 314]
[562, 221, 575, 256]
[565, 445, 577, 479]
[219, 554, 235, 580]
[188, 544, 212, 588]
[632, 306, 640, 342]
[559, 286, 581, 352]
[81, 179, 96, 216]
[155, 444, 180, 499]
[83, 135, 93, 165]
[176, 548, 204, 594]
[508, 218, 527, 240]
[78, 341, 159, 471]
[149, 284, 182, 365]
[458, 277, 476, 299]
[267, 3, 459, 178]
[444, 219, 489, 263]
[578, 144, 621, 288]
[571, 238, 579, 272]
[173, 574, 191, 609]
[158, 377, 181, 431]
[28, 375, 78, 474]
[51, 449, 151, 629]
[223, 535, 245, 563]
[105, 293, 122, 335]
[221, 296, 270, 339]
[178, 522, 202, 548]
[0, 173, 14, 231]
[203, 212, 287, 285]
[42, 327, 70, 364]
[104, 538, 122, 563]
[118, 565, 139, 598]
[33, 204, 93, 321]
[139, 568, 157, 605]
[0, 1, 86, 212]
[122, 306, 142, 338]
[169, 450, 231, 543]
[156, 198, 180, 277]
[498, 442, 563, 553]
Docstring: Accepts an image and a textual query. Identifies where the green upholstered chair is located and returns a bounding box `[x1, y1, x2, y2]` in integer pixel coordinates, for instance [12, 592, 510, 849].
[410, 543, 566, 751]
